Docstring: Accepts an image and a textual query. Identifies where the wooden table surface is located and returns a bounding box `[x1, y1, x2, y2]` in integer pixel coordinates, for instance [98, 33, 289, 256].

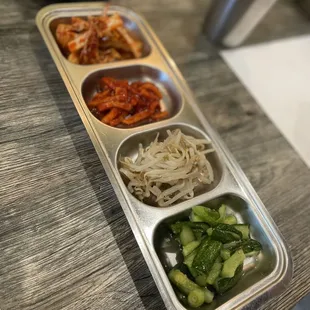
[1, 1, 310, 309]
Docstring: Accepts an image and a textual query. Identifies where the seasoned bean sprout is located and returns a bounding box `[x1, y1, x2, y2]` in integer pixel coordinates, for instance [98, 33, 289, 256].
[119, 129, 215, 207]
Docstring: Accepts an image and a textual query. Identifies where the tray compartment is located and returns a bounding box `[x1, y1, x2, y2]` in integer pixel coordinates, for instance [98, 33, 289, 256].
[81, 65, 183, 127]
[153, 193, 277, 309]
[49, 14, 151, 63]
[116, 123, 223, 207]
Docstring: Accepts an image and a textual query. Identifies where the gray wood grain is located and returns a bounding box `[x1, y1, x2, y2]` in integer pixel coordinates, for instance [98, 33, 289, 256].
[1, 0, 310, 310]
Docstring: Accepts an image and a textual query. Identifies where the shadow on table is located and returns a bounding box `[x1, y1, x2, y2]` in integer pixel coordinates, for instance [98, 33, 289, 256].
[29, 26, 165, 310]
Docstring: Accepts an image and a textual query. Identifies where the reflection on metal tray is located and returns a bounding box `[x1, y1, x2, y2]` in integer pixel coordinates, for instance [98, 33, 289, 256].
[36, 3, 292, 309]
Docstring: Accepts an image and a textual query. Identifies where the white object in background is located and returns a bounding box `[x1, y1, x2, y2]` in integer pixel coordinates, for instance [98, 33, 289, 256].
[220, 35, 310, 168]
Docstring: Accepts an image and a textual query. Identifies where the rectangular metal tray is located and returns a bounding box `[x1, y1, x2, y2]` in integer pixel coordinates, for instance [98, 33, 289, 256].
[36, 3, 292, 309]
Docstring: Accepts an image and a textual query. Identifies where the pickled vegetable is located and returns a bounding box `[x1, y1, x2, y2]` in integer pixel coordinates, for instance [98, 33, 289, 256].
[221, 249, 245, 278]
[215, 264, 243, 294]
[169, 269, 200, 295]
[206, 260, 223, 285]
[188, 289, 205, 308]
[223, 214, 237, 225]
[167, 204, 262, 306]
[192, 239, 222, 274]
[233, 224, 250, 240]
[210, 224, 242, 243]
[184, 248, 198, 268]
[170, 221, 209, 234]
[220, 248, 231, 261]
[192, 206, 220, 226]
[180, 226, 195, 246]
[183, 240, 201, 257]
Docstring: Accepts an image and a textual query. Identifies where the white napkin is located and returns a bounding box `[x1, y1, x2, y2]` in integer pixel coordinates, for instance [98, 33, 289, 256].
[221, 35, 310, 168]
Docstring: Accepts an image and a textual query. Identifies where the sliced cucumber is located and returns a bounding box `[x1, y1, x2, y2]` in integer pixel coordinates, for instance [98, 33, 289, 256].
[192, 239, 222, 274]
[223, 214, 237, 225]
[188, 289, 205, 308]
[210, 224, 242, 243]
[207, 228, 213, 236]
[170, 221, 209, 234]
[192, 206, 220, 226]
[206, 261, 222, 285]
[215, 264, 243, 294]
[220, 248, 231, 261]
[228, 239, 262, 256]
[183, 240, 201, 257]
[233, 224, 250, 240]
[204, 288, 214, 304]
[180, 225, 195, 246]
[241, 239, 262, 256]
[221, 249, 245, 278]
[195, 274, 207, 287]
[169, 269, 201, 295]
[193, 230, 203, 240]
[190, 211, 204, 223]
[184, 248, 198, 268]
[218, 204, 227, 222]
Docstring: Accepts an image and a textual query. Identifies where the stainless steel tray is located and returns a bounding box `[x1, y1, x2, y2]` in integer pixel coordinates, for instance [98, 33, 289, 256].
[36, 3, 293, 309]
